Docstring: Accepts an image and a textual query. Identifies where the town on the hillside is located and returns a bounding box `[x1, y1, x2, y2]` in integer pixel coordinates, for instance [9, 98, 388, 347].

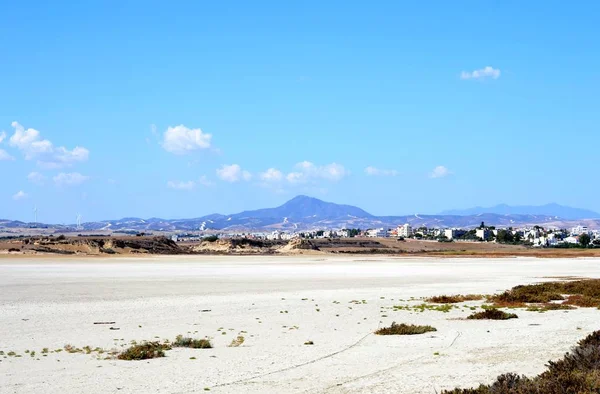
[172, 223, 600, 248]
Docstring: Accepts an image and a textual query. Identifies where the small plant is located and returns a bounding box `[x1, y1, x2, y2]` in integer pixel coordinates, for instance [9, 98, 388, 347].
[304, 341, 314, 345]
[467, 309, 518, 320]
[228, 336, 245, 347]
[173, 335, 212, 349]
[375, 322, 437, 335]
[117, 342, 171, 360]
[426, 294, 484, 304]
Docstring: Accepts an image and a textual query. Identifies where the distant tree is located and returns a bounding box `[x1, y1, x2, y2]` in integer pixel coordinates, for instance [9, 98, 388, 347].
[514, 232, 523, 243]
[579, 233, 591, 247]
[316, 230, 324, 237]
[479, 222, 485, 229]
[496, 229, 514, 244]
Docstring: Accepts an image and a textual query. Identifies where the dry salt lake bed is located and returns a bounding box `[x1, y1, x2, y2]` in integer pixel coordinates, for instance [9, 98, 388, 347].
[1, 256, 600, 393]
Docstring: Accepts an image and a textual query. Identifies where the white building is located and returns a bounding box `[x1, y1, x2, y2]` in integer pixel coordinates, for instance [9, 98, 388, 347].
[444, 229, 467, 240]
[367, 228, 388, 238]
[571, 225, 589, 236]
[397, 224, 413, 238]
[267, 231, 283, 240]
[476, 228, 492, 241]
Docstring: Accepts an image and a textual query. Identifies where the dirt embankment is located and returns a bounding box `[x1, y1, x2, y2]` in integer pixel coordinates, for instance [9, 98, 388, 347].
[0, 236, 184, 256]
[1, 236, 598, 258]
[191, 238, 320, 255]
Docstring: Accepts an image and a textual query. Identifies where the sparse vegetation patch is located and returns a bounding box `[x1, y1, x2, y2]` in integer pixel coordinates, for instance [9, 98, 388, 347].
[467, 309, 518, 320]
[118, 342, 171, 360]
[375, 322, 437, 335]
[173, 335, 212, 349]
[426, 294, 484, 304]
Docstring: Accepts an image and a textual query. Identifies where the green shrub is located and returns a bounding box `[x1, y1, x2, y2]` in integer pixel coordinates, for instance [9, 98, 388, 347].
[173, 335, 212, 349]
[375, 322, 437, 335]
[118, 342, 171, 360]
[467, 309, 518, 320]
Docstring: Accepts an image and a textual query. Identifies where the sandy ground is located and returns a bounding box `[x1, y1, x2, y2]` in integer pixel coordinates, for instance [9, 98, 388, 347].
[1, 256, 600, 394]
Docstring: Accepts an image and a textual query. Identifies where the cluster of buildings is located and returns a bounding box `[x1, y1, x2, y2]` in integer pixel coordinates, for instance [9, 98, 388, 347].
[173, 223, 599, 247]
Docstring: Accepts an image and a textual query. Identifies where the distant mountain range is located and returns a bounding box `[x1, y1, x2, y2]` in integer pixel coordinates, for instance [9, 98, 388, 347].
[441, 203, 600, 220]
[1, 196, 599, 233]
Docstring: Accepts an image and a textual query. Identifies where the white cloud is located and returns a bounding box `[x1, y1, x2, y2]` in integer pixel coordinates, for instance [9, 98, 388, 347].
[8, 122, 89, 168]
[0, 131, 6, 144]
[216, 164, 252, 182]
[430, 165, 452, 178]
[162, 125, 212, 155]
[286, 161, 348, 184]
[0, 149, 14, 161]
[197, 175, 214, 187]
[260, 168, 283, 182]
[168, 176, 214, 189]
[12, 190, 28, 200]
[27, 172, 46, 185]
[364, 166, 398, 177]
[460, 66, 501, 80]
[167, 180, 196, 190]
[53, 172, 90, 186]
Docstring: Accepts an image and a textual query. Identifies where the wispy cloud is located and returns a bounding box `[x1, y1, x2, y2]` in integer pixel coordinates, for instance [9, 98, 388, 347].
[53, 172, 90, 186]
[162, 125, 212, 155]
[286, 161, 348, 184]
[217, 164, 252, 182]
[12, 190, 28, 200]
[8, 122, 89, 168]
[27, 172, 46, 185]
[430, 165, 452, 178]
[167, 175, 213, 190]
[260, 168, 283, 182]
[0, 149, 14, 161]
[460, 66, 500, 80]
[364, 166, 398, 177]
[167, 180, 196, 190]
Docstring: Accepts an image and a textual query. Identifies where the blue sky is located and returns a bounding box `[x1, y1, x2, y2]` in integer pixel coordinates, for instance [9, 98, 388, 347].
[1, 1, 599, 223]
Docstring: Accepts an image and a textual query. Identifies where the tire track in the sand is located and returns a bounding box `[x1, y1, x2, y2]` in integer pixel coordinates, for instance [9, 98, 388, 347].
[320, 331, 462, 393]
[207, 331, 373, 390]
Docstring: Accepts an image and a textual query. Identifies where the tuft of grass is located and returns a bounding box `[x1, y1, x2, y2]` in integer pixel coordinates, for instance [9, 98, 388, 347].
[426, 294, 484, 304]
[304, 341, 314, 345]
[117, 342, 171, 360]
[467, 309, 518, 320]
[375, 322, 437, 336]
[442, 330, 600, 393]
[173, 335, 212, 349]
[228, 336, 245, 348]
